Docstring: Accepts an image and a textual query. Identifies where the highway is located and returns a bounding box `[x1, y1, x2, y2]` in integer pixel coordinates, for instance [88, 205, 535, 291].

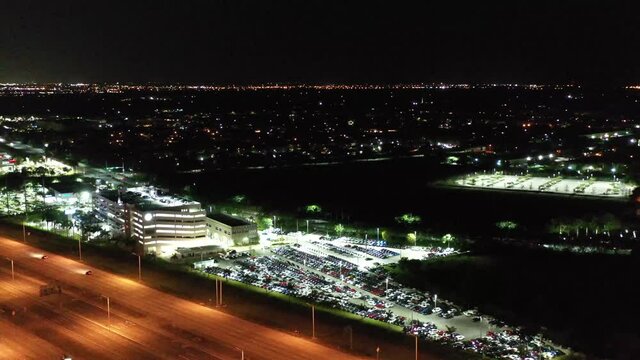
[0, 236, 364, 360]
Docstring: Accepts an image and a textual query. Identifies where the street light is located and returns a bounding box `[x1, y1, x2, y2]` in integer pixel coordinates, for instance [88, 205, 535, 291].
[132, 252, 141, 281]
[5, 258, 14, 280]
[306, 219, 309, 234]
[215, 278, 225, 307]
[101, 296, 111, 330]
[414, 334, 419, 360]
[312, 304, 316, 339]
[234, 347, 245, 360]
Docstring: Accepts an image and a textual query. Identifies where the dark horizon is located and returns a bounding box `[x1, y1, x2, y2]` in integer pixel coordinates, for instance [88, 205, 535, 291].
[2, 1, 640, 85]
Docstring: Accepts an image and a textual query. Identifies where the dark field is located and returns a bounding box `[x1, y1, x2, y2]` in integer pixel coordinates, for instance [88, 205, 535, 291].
[176, 157, 633, 236]
[389, 248, 640, 359]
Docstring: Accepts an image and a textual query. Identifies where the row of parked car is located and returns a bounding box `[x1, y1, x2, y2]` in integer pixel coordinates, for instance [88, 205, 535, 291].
[349, 245, 399, 259]
[201, 245, 561, 359]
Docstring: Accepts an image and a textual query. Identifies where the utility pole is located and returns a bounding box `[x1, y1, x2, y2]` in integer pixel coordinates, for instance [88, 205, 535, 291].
[78, 237, 82, 261]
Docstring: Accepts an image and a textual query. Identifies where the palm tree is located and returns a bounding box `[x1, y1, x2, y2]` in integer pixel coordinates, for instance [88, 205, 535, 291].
[441, 233, 455, 247]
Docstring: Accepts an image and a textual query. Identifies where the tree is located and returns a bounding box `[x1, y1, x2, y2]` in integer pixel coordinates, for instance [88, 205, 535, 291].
[495, 220, 518, 231]
[407, 232, 417, 245]
[231, 194, 247, 204]
[441, 233, 455, 247]
[75, 211, 102, 240]
[599, 213, 621, 234]
[59, 217, 73, 235]
[2, 173, 26, 211]
[334, 223, 345, 236]
[547, 218, 568, 235]
[41, 207, 64, 230]
[395, 213, 422, 226]
[305, 204, 322, 214]
[256, 217, 273, 230]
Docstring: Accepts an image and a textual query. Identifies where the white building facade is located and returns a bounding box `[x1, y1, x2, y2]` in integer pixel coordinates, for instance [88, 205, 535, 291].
[131, 204, 208, 254]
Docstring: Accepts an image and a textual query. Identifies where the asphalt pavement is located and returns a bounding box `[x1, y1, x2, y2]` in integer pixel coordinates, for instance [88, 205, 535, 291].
[0, 236, 364, 360]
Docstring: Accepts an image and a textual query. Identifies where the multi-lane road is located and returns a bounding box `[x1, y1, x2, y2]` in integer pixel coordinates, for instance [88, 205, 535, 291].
[0, 236, 363, 360]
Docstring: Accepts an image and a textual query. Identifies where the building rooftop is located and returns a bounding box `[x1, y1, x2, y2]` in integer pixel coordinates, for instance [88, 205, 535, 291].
[48, 181, 93, 195]
[208, 213, 252, 227]
[98, 186, 200, 211]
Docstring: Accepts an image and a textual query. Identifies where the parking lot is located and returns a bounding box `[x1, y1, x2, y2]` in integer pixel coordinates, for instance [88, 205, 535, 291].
[454, 174, 634, 198]
[198, 232, 563, 359]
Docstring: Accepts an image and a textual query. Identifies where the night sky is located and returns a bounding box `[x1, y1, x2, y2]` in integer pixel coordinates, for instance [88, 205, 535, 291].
[1, 0, 639, 84]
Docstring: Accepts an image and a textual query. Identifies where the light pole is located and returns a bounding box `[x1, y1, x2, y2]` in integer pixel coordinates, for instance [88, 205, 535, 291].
[385, 277, 389, 292]
[5, 258, 14, 280]
[132, 253, 141, 281]
[216, 278, 224, 307]
[22, 220, 26, 243]
[311, 304, 316, 339]
[376, 346, 380, 360]
[101, 296, 111, 330]
[306, 220, 309, 234]
[215, 278, 220, 306]
[433, 294, 438, 309]
[414, 334, 419, 360]
[78, 237, 82, 261]
[107, 296, 111, 329]
[234, 347, 244, 360]
[376, 227, 380, 241]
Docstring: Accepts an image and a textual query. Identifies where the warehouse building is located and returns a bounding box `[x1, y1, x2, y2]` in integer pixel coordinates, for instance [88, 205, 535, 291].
[206, 213, 259, 246]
